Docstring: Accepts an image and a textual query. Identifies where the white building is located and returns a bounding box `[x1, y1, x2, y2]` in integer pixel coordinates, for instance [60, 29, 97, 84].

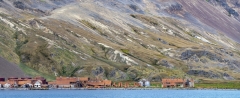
[138, 81, 143, 87]
[145, 81, 150, 87]
[34, 80, 42, 88]
[4, 83, 11, 88]
[189, 81, 194, 87]
[139, 79, 151, 87]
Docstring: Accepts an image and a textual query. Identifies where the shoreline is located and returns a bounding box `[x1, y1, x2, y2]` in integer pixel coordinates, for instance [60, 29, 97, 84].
[0, 88, 239, 91]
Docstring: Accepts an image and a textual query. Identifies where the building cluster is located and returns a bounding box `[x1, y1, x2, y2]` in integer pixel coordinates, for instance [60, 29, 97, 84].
[0, 76, 194, 89]
[0, 77, 48, 88]
[161, 79, 194, 88]
[48, 77, 144, 88]
[0, 76, 145, 89]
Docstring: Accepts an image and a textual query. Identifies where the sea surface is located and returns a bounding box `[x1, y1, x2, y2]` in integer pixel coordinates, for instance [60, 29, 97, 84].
[0, 89, 240, 98]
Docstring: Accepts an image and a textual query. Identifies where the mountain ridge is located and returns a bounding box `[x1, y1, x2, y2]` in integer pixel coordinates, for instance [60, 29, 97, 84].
[0, 0, 240, 82]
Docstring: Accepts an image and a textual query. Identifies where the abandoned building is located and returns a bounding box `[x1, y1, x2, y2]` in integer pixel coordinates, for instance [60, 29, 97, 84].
[0, 76, 147, 89]
[0, 77, 48, 88]
[162, 79, 194, 88]
[48, 77, 90, 88]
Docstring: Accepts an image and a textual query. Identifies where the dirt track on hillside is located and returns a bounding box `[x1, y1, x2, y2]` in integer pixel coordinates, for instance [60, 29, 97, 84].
[0, 57, 27, 78]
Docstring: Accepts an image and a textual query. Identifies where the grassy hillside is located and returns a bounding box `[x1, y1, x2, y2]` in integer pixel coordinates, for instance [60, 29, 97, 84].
[1, 0, 240, 83]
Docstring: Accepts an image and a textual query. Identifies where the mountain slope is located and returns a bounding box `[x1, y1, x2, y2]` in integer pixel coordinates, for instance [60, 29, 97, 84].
[1, 0, 240, 82]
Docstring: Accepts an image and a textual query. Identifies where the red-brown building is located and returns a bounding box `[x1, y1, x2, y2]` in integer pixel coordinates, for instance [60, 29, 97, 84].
[162, 79, 194, 88]
[1, 76, 48, 88]
[86, 79, 112, 88]
[49, 77, 90, 88]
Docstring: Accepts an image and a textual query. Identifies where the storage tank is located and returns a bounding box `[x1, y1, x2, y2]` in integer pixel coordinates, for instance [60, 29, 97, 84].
[0, 78, 5, 81]
[145, 81, 150, 87]
[138, 81, 143, 87]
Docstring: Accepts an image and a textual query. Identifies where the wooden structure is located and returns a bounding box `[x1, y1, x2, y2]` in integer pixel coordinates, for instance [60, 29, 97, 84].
[133, 82, 141, 87]
[50, 77, 90, 88]
[162, 79, 194, 88]
[86, 79, 112, 88]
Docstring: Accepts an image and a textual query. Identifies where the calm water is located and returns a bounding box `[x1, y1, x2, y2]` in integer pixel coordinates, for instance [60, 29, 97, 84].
[0, 90, 240, 98]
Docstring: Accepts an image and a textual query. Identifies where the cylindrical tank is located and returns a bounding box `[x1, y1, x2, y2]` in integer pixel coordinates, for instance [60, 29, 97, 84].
[0, 78, 5, 81]
[138, 81, 143, 87]
[145, 81, 150, 87]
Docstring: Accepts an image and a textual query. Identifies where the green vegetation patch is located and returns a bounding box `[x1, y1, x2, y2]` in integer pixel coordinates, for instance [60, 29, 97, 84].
[19, 63, 55, 81]
[80, 20, 107, 37]
[195, 82, 240, 89]
[121, 49, 129, 54]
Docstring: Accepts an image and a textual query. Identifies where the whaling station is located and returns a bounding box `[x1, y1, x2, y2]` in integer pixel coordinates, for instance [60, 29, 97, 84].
[0, 77, 194, 89]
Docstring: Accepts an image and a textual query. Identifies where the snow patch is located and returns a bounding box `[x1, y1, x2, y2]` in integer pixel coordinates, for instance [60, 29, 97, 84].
[98, 43, 112, 48]
[195, 36, 211, 43]
[112, 50, 138, 65]
[98, 43, 138, 65]
[0, 16, 14, 28]
[36, 34, 55, 46]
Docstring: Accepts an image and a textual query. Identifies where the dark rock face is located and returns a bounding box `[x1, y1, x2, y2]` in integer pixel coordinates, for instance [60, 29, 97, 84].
[188, 69, 234, 80]
[149, 75, 161, 82]
[13, 1, 26, 10]
[127, 69, 138, 80]
[129, 4, 144, 13]
[222, 73, 234, 80]
[189, 54, 200, 62]
[157, 60, 174, 68]
[180, 50, 194, 60]
[118, 71, 128, 80]
[109, 69, 116, 78]
[169, 3, 183, 11]
[180, 50, 240, 72]
[200, 59, 208, 63]
[226, 60, 240, 71]
[180, 50, 223, 62]
[217, 48, 234, 56]
[109, 69, 128, 80]
[92, 66, 104, 76]
[156, 60, 174, 69]
[187, 70, 220, 79]
[208, 0, 239, 16]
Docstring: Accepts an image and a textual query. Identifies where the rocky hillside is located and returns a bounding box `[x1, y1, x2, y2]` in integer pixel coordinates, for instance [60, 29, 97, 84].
[1, 0, 240, 82]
